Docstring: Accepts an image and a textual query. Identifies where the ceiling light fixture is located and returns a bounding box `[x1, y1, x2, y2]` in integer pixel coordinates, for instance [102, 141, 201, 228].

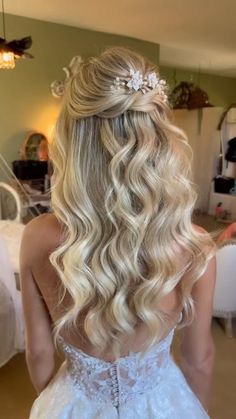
[0, 0, 33, 69]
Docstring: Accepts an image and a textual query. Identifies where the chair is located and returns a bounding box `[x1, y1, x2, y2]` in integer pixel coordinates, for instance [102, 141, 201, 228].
[0, 181, 22, 222]
[0, 180, 50, 222]
[213, 240, 236, 337]
[0, 182, 25, 275]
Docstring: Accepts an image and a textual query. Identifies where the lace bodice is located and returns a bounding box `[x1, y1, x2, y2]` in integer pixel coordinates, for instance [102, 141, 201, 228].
[60, 328, 175, 410]
[31, 310, 209, 419]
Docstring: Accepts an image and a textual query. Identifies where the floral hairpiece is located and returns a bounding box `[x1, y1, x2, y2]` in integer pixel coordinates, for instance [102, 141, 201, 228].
[112, 69, 168, 100]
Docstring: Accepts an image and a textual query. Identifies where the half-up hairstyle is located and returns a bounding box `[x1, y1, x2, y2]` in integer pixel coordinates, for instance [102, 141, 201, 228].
[49, 47, 214, 357]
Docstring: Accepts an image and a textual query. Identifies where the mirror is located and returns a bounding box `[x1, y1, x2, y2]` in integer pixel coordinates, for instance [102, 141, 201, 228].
[21, 132, 48, 161]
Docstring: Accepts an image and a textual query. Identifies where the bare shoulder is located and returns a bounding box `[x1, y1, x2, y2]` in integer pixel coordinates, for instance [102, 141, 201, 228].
[172, 224, 209, 271]
[23, 213, 62, 241]
[193, 223, 215, 253]
[24, 213, 61, 235]
[21, 214, 62, 264]
[192, 223, 208, 234]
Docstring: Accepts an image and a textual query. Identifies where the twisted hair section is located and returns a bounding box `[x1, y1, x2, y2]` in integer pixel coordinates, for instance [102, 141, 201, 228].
[49, 47, 214, 356]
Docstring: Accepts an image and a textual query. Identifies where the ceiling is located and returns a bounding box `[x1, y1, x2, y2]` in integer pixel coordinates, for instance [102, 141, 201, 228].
[5, 0, 236, 77]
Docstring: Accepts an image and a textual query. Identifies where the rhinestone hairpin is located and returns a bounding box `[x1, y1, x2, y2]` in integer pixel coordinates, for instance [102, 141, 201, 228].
[112, 69, 167, 100]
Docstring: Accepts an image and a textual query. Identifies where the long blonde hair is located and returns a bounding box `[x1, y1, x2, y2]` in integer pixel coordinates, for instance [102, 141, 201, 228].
[50, 47, 214, 356]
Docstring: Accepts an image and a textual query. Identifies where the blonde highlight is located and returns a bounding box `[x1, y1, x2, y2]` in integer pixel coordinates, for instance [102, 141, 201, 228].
[49, 47, 214, 357]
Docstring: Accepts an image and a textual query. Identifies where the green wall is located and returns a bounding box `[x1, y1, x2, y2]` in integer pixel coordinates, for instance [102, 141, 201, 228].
[160, 65, 236, 109]
[0, 13, 159, 170]
[1, 12, 236, 174]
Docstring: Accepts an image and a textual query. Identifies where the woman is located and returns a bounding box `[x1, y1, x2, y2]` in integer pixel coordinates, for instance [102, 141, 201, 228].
[20, 47, 216, 418]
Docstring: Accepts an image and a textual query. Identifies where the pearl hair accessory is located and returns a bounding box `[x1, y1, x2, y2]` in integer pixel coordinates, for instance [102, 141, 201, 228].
[112, 69, 168, 100]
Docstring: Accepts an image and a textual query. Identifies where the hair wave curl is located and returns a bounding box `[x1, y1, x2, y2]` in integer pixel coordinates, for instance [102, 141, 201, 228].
[49, 47, 214, 357]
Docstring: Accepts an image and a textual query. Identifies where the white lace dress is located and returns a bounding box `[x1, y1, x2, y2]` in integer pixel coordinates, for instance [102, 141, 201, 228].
[29, 325, 209, 419]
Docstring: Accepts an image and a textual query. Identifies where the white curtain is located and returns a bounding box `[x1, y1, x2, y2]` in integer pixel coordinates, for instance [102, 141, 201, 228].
[173, 107, 223, 212]
[0, 236, 24, 367]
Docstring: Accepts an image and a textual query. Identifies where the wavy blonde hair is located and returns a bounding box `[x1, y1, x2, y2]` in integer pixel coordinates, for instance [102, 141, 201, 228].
[49, 47, 214, 356]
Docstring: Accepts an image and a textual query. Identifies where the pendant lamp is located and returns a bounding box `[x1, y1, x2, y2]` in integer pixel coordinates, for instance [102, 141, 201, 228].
[0, 0, 33, 69]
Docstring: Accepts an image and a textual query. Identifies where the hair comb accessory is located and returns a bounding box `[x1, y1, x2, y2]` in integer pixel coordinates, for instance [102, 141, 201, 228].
[127, 69, 143, 91]
[112, 69, 168, 100]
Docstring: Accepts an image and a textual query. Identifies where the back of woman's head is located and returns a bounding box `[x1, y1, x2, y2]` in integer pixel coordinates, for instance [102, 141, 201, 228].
[50, 47, 214, 357]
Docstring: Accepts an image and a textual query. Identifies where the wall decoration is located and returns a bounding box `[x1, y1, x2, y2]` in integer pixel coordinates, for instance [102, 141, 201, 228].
[51, 55, 83, 98]
[169, 81, 212, 110]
